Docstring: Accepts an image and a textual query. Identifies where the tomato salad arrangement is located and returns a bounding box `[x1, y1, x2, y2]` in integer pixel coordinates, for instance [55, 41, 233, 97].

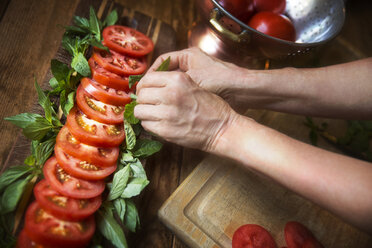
[1, 7, 165, 248]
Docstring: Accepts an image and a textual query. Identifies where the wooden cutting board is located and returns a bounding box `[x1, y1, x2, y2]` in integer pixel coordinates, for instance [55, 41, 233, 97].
[158, 109, 372, 248]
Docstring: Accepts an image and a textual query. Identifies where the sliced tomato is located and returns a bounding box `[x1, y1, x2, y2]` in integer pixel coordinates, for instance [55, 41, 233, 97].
[284, 221, 324, 248]
[92, 48, 147, 76]
[102, 25, 154, 57]
[34, 179, 101, 221]
[76, 84, 125, 125]
[56, 126, 119, 166]
[55, 144, 117, 180]
[66, 107, 125, 147]
[232, 224, 277, 248]
[17, 229, 49, 248]
[88, 57, 132, 91]
[43, 156, 105, 199]
[24, 201, 95, 248]
[81, 77, 132, 106]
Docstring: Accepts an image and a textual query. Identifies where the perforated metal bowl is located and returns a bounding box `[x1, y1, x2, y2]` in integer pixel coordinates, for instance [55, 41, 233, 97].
[195, 0, 345, 59]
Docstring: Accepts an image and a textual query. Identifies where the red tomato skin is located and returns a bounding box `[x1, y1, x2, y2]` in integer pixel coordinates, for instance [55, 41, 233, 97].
[217, 0, 255, 22]
[81, 77, 132, 106]
[92, 48, 147, 76]
[43, 156, 105, 199]
[56, 126, 120, 166]
[232, 224, 277, 248]
[24, 201, 95, 248]
[102, 25, 154, 57]
[89, 57, 131, 91]
[17, 229, 50, 248]
[285, 221, 324, 248]
[248, 11, 296, 42]
[55, 144, 117, 180]
[66, 106, 125, 148]
[34, 179, 101, 221]
[253, 0, 286, 14]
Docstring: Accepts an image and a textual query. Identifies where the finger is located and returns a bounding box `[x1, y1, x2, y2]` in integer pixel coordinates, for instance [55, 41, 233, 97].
[134, 104, 167, 121]
[149, 47, 198, 72]
[137, 71, 178, 94]
[136, 87, 164, 105]
[140, 120, 163, 137]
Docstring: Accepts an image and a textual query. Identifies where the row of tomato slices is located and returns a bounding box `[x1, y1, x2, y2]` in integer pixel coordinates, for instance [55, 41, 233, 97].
[17, 25, 154, 248]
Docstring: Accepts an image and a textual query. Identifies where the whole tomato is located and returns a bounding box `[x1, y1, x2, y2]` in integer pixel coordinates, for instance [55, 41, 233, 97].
[253, 0, 286, 14]
[248, 11, 296, 41]
[217, 0, 255, 23]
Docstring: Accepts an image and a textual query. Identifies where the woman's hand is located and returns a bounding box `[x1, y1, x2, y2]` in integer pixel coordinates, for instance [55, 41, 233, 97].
[134, 70, 238, 152]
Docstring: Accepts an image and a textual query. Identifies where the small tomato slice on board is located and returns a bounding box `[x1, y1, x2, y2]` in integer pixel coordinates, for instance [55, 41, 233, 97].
[66, 107, 125, 147]
[92, 48, 147, 76]
[43, 156, 105, 199]
[55, 144, 117, 180]
[81, 77, 132, 106]
[76, 84, 125, 125]
[17, 229, 49, 248]
[102, 25, 154, 57]
[232, 224, 277, 248]
[57, 126, 119, 166]
[34, 179, 101, 221]
[88, 57, 131, 91]
[284, 221, 324, 248]
[24, 201, 95, 248]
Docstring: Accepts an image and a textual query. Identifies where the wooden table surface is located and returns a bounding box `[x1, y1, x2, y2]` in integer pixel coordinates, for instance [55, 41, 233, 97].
[0, 0, 371, 247]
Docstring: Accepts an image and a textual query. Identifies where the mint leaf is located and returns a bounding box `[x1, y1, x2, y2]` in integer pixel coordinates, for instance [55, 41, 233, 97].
[4, 113, 43, 129]
[74, 16, 90, 30]
[89, 6, 101, 40]
[121, 177, 149, 198]
[22, 117, 52, 140]
[51, 59, 69, 83]
[63, 91, 75, 115]
[97, 205, 128, 248]
[35, 138, 56, 165]
[62, 35, 75, 55]
[132, 139, 162, 158]
[104, 9, 118, 27]
[71, 52, 91, 77]
[124, 101, 139, 125]
[128, 75, 143, 89]
[113, 198, 126, 223]
[34, 80, 53, 123]
[124, 199, 140, 232]
[0, 166, 32, 193]
[124, 120, 136, 150]
[156, 56, 171, 71]
[107, 165, 130, 201]
[24, 155, 36, 166]
[49, 77, 59, 89]
[1, 175, 31, 214]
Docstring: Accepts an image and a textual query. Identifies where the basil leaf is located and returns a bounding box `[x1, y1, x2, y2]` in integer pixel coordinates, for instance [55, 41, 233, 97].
[1, 175, 31, 214]
[35, 80, 53, 122]
[124, 199, 140, 232]
[49, 77, 59, 89]
[24, 155, 36, 166]
[63, 91, 75, 115]
[97, 206, 128, 248]
[129, 159, 147, 179]
[88, 38, 109, 51]
[89, 6, 101, 40]
[107, 165, 130, 201]
[35, 138, 56, 165]
[132, 123, 143, 137]
[124, 120, 136, 150]
[71, 52, 91, 77]
[132, 139, 162, 158]
[156, 56, 171, 71]
[62, 35, 75, 55]
[113, 198, 126, 223]
[22, 117, 52, 140]
[121, 178, 149, 199]
[51, 59, 69, 83]
[4, 113, 43, 129]
[128, 75, 143, 89]
[104, 9, 118, 27]
[120, 152, 135, 164]
[0, 166, 32, 193]
[123, 101, 139, 125]
[74, 16, 90, 30]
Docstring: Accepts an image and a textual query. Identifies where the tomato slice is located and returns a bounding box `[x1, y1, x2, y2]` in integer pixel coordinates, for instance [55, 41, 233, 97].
[285, 222, 324, 248]
[81, 77, 132, 106]
[232, 224, 277, 248]
[17, 229, 48, 248]
[43, 156, 105, 199]
[102, 25, 154, 57]
[88, 57, 132, 91]
[55, 144, 117, 180]
[57, 126, 119, 166]
[66, 106, 125, 147]
[34, 179, 101, 221]
[24, 201, 95, 248]
[76, 84, 125, 125]
[92, 48, 147, 76]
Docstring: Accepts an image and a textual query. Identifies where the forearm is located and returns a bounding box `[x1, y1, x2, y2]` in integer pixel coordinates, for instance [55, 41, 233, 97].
[228, 58, 372, 119]
[212, 114, 372, 233]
